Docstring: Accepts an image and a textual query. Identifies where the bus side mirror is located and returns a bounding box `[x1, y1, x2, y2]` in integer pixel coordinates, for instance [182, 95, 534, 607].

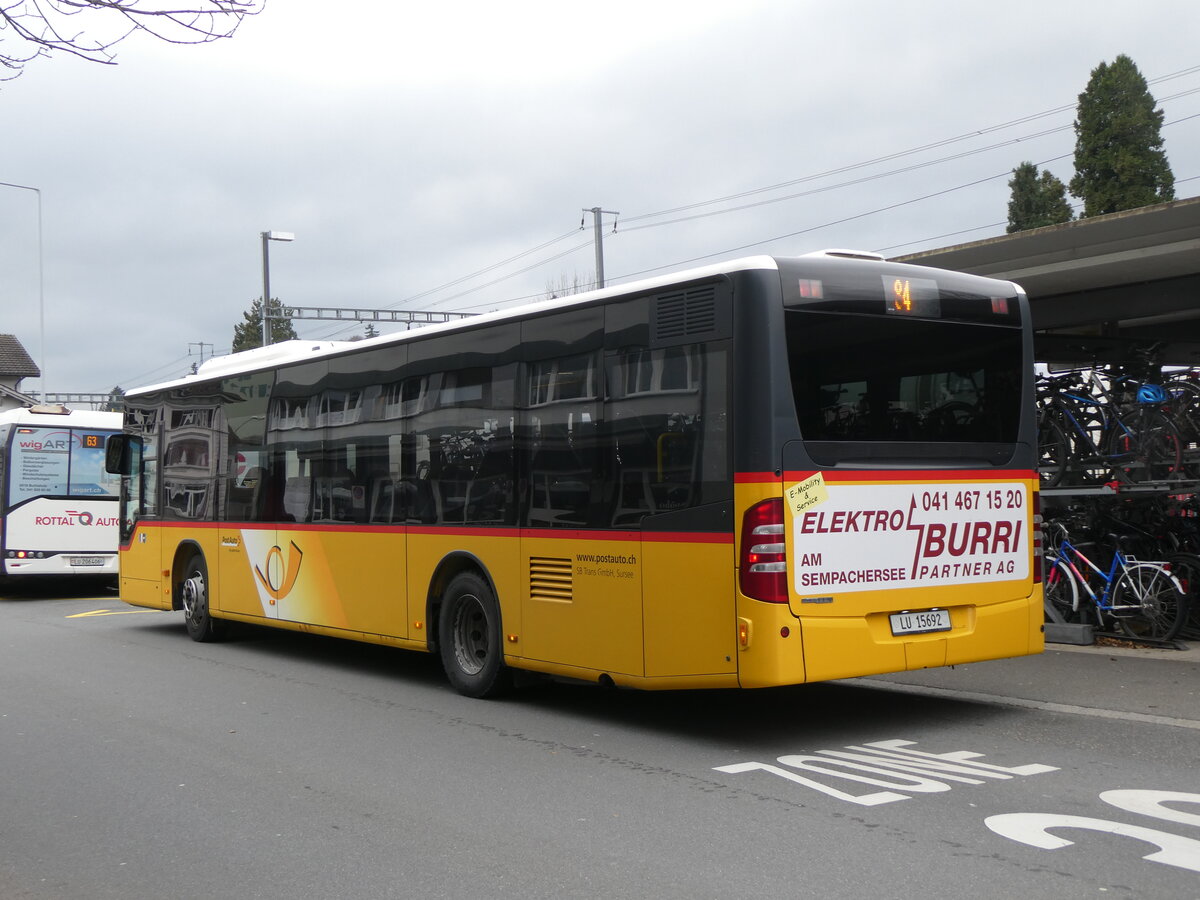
[105, 434, 138, 475]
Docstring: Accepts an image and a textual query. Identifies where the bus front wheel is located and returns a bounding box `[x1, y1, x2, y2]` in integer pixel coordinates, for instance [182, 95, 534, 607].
[438, 572, 511, 698]
[181, 554, 226, 643]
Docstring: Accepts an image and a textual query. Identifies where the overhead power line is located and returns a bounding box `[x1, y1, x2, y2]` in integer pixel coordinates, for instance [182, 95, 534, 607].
[618, 63, 1200, 229]
[310, 61, 1200, 335]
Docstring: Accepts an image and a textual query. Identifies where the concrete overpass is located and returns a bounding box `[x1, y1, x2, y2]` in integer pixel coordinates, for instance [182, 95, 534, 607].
[897, 195, 1200, 367]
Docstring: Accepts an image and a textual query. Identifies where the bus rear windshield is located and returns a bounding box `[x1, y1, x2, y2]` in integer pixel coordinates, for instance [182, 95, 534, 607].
[786, 309, 1023, 462]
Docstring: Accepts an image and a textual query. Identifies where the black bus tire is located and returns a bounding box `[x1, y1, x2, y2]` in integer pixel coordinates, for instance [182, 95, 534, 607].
[181, 553, 226, 643]
[438, 572, 512, 698]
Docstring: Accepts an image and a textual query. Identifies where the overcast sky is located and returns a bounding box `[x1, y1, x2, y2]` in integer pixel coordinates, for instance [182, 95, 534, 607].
[3, 0, 1200, 397]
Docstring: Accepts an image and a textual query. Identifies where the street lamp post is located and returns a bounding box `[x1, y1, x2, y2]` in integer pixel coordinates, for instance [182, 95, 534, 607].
[1, 181, 44, 396]
[260, 230, 295, 347]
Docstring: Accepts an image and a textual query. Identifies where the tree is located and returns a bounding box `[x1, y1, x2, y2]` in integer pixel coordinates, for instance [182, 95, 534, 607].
[102, 385, 124, 412]
[544, 272, 592, 300]
[232, 297, 298, 353]
[364, 322, 379, 339]
[1006, 162, 1073, 233]
[0, 0, 261, 82]
[1069, 54, 1175, 218]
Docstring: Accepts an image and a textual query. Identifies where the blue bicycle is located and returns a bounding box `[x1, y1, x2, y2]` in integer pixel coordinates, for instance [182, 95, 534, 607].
[1037, 368, 1184, 487]
[1043, 520, 1188, 641]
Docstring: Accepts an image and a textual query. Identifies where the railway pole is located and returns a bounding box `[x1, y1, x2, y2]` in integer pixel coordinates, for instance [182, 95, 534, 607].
[260, 230, 295, 347]
[584, 207, 619, 289]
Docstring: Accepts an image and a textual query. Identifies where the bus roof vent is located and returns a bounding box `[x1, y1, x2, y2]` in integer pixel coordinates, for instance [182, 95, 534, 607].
[806, 249, 887, 262]
[27, 404, 71, 415]
[652, 285, 718, 342]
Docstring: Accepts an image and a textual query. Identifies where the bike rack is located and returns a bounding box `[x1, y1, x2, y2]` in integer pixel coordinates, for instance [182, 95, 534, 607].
[1040, 478, 1200, 647]
[1041, 479, 1200, 500]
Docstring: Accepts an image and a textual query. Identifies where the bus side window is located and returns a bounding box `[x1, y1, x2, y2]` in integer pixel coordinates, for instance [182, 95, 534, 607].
[524, 353, 601, 528]
[606, 344, 727, 525]
[282, 476, 310, 522]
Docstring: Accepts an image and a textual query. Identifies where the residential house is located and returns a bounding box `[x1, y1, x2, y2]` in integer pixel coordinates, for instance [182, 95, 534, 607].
[0, 334, 39, 412]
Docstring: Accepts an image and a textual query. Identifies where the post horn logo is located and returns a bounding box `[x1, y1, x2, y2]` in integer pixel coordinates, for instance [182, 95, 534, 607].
[254, 541, 303, 604]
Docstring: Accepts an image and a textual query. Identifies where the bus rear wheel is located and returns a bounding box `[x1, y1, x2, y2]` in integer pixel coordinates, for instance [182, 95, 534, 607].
[438, 572, 511, 698]
[181, 554, 226, 642]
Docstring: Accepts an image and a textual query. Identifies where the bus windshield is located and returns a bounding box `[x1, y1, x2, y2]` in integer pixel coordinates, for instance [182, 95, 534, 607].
[784, 269, 1025, 466]
[789, 312, 1023, 441]
[7, 425, 122, 507]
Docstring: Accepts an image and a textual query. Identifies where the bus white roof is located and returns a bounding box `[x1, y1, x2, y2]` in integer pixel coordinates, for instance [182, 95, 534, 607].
[0, 405, 123, 429]
[127, 255, 785, 397]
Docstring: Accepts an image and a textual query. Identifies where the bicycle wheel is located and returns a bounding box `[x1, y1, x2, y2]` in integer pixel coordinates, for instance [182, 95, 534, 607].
[1043, 555, 1080, 623]
[1165, 377, 1200, 448]
[1105, 408, 1184, 483]
[1165, 552, 1200, 640]
[1111, 563, 1189, 641]
[1038, 416, 1070, 487]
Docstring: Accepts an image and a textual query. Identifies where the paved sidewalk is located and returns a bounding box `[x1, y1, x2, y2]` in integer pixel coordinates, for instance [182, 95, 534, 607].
[860, 639, 1200, 723]
[1055, 637, 1199, 662]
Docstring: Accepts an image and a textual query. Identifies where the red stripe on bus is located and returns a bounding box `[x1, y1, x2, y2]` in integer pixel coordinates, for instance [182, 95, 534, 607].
[149, 520, 408, 536]
[409, 526, 530, 539]
[127, 522, 731, 542]
[735, 472, 781, 483]
[640, 531, 732, 544]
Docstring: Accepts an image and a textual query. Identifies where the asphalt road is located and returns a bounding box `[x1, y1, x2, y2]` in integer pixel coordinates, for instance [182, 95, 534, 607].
[2, 581, 1199, 899]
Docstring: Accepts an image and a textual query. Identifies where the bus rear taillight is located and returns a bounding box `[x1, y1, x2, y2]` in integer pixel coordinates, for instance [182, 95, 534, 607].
[740, 498, 788, 603]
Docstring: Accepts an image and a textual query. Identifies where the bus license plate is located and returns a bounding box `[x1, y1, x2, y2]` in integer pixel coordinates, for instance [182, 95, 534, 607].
[889, 609, 951, 636]
[69, 557, 105, 566]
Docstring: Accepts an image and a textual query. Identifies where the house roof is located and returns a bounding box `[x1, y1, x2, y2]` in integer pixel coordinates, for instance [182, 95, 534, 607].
[0, 334, 40, 378]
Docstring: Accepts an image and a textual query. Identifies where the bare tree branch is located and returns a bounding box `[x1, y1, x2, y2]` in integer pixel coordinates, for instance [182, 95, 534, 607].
[0, 0, 263, 81]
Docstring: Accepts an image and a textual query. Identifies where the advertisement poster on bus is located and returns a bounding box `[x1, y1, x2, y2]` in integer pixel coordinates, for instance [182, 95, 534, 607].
[788, 474, 1029, 595]
[8, 427, 120, 505]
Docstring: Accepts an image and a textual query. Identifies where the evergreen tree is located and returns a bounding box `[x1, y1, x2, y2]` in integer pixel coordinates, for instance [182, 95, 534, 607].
[102, 385, 124, 412]
[1069, 54, 1175, 217]
[1006, 162, 1074, 233]
[232, 297, 298, 352]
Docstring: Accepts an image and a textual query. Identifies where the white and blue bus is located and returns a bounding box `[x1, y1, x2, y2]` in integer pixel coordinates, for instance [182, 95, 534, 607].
[0, 405, 123, 580]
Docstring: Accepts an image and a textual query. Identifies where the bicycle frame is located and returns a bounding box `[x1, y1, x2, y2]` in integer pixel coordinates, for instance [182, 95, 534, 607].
[1053, 538, 1180, 618]
[1047, 370, 1142, 459]
[1053, 537, 1122, 613]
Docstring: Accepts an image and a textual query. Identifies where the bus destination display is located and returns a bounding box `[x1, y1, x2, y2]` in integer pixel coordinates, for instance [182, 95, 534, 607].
[884, 275, 941, 317]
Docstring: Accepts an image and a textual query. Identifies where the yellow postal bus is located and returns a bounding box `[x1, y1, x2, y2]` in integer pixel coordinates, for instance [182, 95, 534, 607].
[106, 251, 1042, 696]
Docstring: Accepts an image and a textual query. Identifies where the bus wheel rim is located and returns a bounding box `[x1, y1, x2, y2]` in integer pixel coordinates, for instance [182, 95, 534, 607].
[182, 573, 204, 623]
[451, 594, 488, 676]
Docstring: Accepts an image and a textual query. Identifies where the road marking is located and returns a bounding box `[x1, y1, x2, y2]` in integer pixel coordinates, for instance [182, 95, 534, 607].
[715, 738, 1057, 807]
[853, 678, 1200, 731]
[987, 791, 1200, 874]
[67, 609, 156, 618]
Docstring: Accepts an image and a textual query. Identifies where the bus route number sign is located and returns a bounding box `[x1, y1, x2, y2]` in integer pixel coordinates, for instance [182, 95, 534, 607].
[883, 274, 940, 317]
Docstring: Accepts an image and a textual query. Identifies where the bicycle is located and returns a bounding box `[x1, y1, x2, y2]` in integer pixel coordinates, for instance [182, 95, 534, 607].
[1037, 367, 1184, 487]
[1043, 519, 1188, 641]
